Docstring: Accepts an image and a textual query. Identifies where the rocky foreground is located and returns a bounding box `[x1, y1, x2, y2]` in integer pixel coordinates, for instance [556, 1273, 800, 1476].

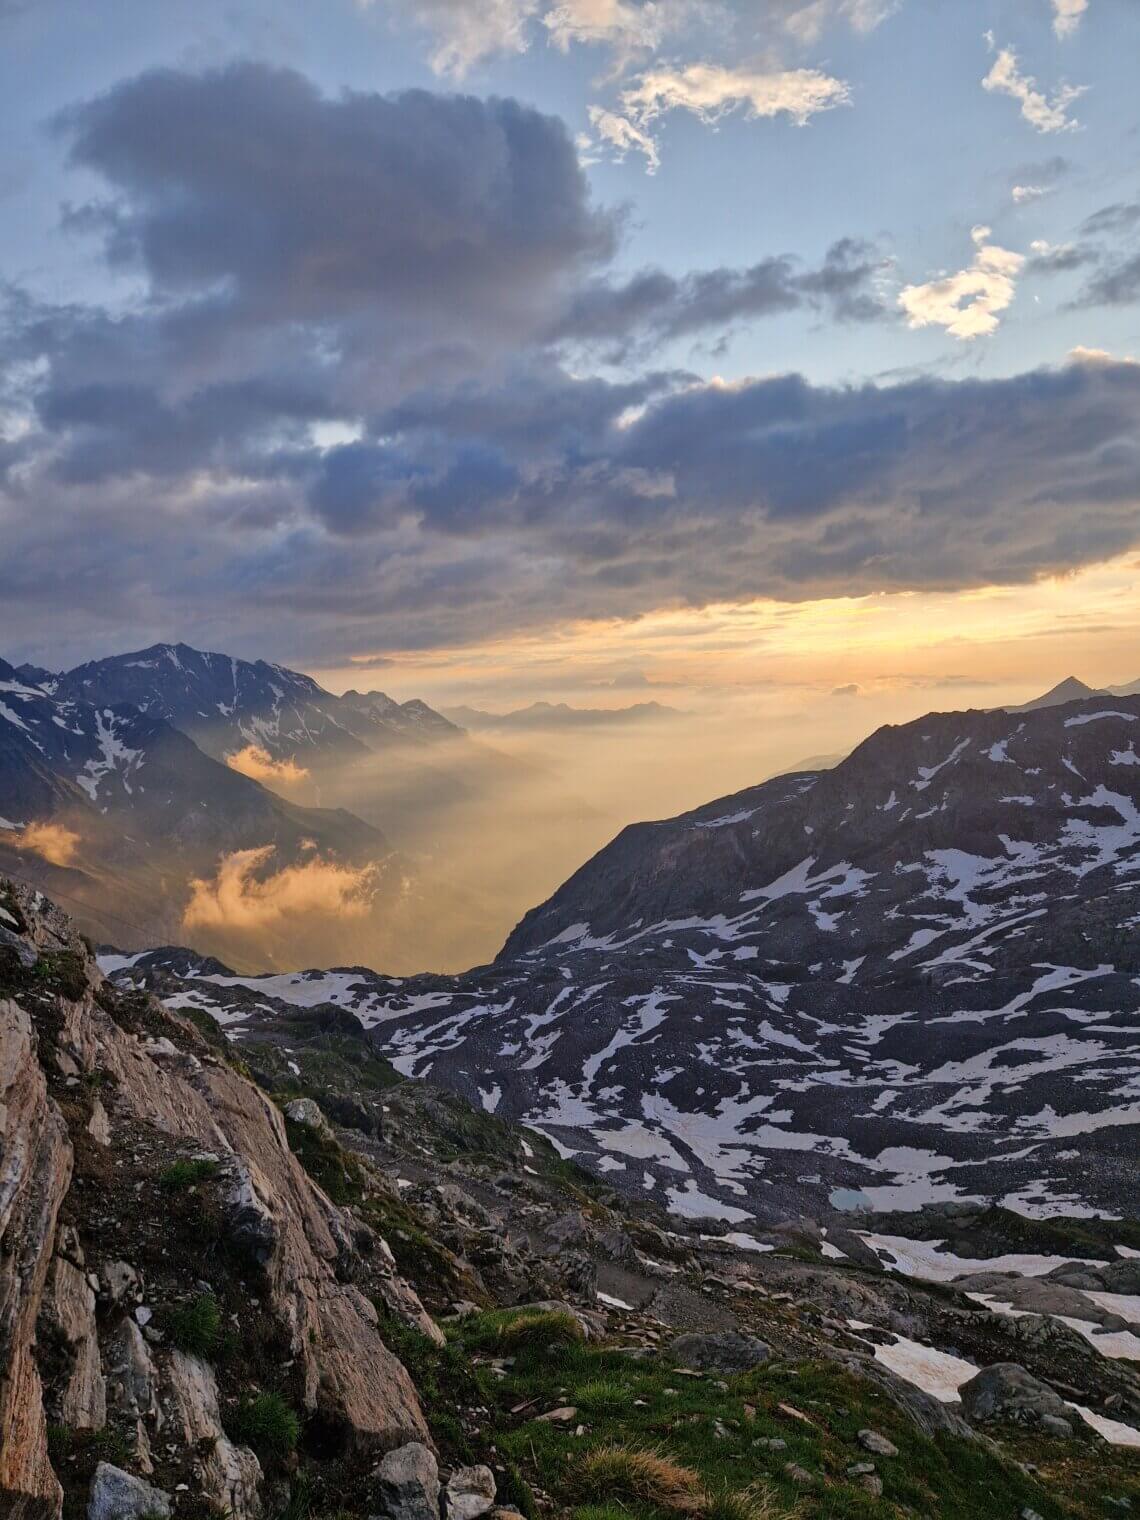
[3, 880, 1140, 1519]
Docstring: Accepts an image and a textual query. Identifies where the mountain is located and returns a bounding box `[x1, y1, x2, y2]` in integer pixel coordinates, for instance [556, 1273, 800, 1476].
[46, 642, 458, 767]
[1108, 676, 1140, 697]
[132, 691, 1140, 1224]
[0, 656, 401, 952]
[442, 699, 679, 731]
[11, 882, 1140, 1520]
[1005, 676, 1106, 712]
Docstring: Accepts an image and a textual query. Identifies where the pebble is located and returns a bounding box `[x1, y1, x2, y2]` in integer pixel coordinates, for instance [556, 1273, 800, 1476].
[858, 1429, 898, 1457]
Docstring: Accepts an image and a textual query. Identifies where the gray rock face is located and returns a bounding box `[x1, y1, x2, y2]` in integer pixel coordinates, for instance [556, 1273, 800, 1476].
[959, 1364, 1074, 1437]
[87, 1462, 171, 1520]
[668, 1331, 771, 1374]
[372, 1442, 440, 1520]
[446, 1464, 497, 1520]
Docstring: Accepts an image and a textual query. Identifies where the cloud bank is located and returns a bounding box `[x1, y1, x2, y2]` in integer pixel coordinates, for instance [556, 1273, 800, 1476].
[3, 61, 1140, 671]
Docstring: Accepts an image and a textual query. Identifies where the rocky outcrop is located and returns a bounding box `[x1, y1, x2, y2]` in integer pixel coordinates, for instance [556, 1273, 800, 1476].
[959, 1363, 1074, 1437]
[668, 1331, 771, 1374]
[0, 881, 430, 1519]
[0, 994, 72, 1519]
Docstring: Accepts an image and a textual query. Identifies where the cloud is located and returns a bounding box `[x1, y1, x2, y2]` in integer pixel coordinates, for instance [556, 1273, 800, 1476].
[5, 352, 1140, 659]
[1012, 183, 1052, 205]
[557, 237, 886, 347]
[1081, 200, 1140, 237]
[898, 225, 1025, 340]
[382, 0, 540, 75]
[6, 821, 81, 866]
[1077, 252, 1140, 308]
[586, 104, 661, 172]
[1051, 0, 1088, 38]
[982, 44, 1085, 133]
[53, 63, 615, 348]
[1026, 238, 1097, 276]
[595, 60, 849, 167]
[830, 682, 861, 696]
[183, 845, 378, 930]
[225, 745, 311, 787]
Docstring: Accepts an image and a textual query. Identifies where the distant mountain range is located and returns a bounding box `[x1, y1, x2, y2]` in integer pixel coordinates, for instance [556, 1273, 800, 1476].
[0, 646, 489, 969]
[441, 699, 679, 731]
[1007, 674, 1140, 711]
[20, 642, 459, 768]
[131, 683, 1140, 1224]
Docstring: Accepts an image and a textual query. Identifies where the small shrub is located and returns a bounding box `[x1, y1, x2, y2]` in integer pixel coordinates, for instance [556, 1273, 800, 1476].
[227, 1392, 300, 1459]
[574, 1378, 632, 1417]
[160, 1157, 220, 1191]
[573, 1508, 630, 1520]
[167, 1294, 222, 1357]
[572, 1445, 704, 1514]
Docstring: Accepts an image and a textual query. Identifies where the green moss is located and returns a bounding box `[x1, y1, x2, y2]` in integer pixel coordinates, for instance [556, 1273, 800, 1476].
[32, 950, 88, 1001]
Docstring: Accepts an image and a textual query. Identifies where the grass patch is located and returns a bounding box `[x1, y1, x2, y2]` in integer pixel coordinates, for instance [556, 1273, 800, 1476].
[571, 1444, 705, 1513]
[166, 1293, 223, 1357]
[461, 1307, 585, 1356]
[227, 1392, 300, 1460]
[575, 1378, 634, 1417]
[159, 1157, 220, 1191]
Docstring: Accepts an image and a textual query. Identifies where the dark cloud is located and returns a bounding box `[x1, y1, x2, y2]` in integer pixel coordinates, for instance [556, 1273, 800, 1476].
[1077, 252, 1140, 308]
[1080, 199, 1140, 238]
[555, 238, 885, 353]
[3, 63, 1140, 667]
[1025, 243, 1099, 278]
[56, 64, 616, 335]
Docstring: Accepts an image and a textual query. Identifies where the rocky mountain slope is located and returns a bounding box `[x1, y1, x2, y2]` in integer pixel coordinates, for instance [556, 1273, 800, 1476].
[7, 880, 1139, 1519]
[33, 643, 459, 769]
[0, 656, 395, 940]
[126, 690, 1140, 1223]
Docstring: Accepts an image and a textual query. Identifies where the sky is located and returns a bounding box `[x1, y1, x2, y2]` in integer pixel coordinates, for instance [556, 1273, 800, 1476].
[2, 0, 1139, 738]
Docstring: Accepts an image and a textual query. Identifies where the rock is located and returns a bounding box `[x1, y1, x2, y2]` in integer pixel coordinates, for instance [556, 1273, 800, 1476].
[0, 997, 72, 1520]
[163, 1351, 263, 1519]
[958, 1364, 1073, 1437]
[860, 1474, 884, 1498]
[101, 1260, 142, 1307]
[284, 1097, 329, 1132]
[847, 1462, 876, 1476]
[783, 1463, 816, 1487]
[1022, 1510, 1045, 1520]
[667, 1331, 770, 1374]
[857, 1429, 898, 1456]
[45, 1254, 106, 1430]
[536, 1406, 577, 1423]
[446, 1464, 497, 1520]
[87, 1462, 171, 1520]
[372, 1442, 440, 1520]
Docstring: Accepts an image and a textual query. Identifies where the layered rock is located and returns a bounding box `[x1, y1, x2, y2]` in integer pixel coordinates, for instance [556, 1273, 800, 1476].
[0, 880, 431, 1519]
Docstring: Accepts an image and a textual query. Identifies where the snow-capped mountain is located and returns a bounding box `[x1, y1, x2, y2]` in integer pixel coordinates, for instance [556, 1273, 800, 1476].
[40, 642, 459, 767]
[0, 656, 402, 947]
[118, 690, 1140, 1223]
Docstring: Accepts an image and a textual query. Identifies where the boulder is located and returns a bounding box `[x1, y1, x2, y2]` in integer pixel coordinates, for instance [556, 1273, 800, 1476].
[284, 1097, 329, 1133]
[668, 1331, 771, 1374]
[372, 1442, 440, 1520]
[87, 1462, 171, 1520]
[446, 1464, 497, 1520]
[959, 1364, 1073, 1437]
[857, 1429, 898, 1457]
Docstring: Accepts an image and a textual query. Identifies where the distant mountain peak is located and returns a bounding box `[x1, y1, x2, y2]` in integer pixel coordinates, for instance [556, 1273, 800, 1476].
[1005, 675, 1106, 713]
